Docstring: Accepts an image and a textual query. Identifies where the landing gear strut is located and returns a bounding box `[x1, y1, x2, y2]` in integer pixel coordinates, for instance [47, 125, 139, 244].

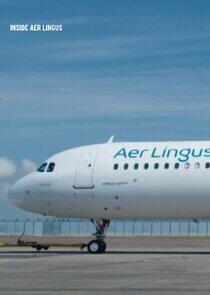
[87, 219, 110, 254]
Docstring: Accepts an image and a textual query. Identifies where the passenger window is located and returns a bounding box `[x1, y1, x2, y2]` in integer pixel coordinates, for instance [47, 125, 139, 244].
[144, 163, 149, 170]
[47, 162, 55, 172]
[134, 163, 139, 170]
[195, 162, 200, 169]
[164, 163, 169, 169]
[206, 163, 210, 169]
[184, 162, 190, 169]
[154, 163, 159, 169]
[175, 163, 179, 169]
[113, 163, 119, 170]
[37, 163, 47, 172]
[124, 163, 129, 170]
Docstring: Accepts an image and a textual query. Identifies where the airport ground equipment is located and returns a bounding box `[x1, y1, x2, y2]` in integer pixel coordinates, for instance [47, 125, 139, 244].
[0, 233, 87, 251]
[16, 233, 49, 251]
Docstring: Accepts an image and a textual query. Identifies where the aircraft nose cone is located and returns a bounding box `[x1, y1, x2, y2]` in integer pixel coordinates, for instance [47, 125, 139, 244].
[8, 181, 22, 208]
[8, 177, 30, 209]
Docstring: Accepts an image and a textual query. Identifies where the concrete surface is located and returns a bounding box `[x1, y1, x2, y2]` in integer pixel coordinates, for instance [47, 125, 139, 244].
[0, 237, 210, 294]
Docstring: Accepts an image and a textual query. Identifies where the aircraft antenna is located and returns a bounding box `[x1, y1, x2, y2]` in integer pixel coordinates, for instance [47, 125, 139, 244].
[107, 135, 114, 143]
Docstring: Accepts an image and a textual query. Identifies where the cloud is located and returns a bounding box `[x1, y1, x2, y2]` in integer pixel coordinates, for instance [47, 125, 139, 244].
[0, 156, 38, 217]
[0, 157, 36, 180]
[0, 157, 16, 179]
[0, 181, 10, 197]
[20, 159, 37, 176]
[0, 157, 36, 202]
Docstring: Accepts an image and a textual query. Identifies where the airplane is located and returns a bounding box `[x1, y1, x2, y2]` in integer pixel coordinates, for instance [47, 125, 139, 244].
[8, 136, 210, 253]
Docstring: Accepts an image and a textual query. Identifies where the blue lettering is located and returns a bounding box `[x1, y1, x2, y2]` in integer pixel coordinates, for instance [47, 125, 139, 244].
[162, 148, 168, 157]
[192, 148, 203, 157]
[151, 148, 161, 158]
[166, 149, 178, 158]
[128, 149, 139, 158]
[178, 149, 191, 162]
[114, 148, 127, 158]
[113, 146, 210, 161]
[139, 149, 149, 157]
[204, 148, 210, 157]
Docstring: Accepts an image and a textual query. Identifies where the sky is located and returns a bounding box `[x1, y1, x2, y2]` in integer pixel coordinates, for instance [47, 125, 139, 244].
[0, 0, 210, 217]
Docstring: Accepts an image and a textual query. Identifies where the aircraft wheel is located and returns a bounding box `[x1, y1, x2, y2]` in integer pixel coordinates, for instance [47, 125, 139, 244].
[87, 240, 106, 254]
[43, 246, 49, 250]
[36, 245, 42, 251]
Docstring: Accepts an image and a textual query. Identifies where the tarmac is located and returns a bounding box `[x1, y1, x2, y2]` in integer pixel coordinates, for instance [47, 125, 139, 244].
[1, 236, 210, 294]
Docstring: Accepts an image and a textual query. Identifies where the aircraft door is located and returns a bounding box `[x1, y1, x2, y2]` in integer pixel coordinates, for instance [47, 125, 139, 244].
[74, 150, 98, 189]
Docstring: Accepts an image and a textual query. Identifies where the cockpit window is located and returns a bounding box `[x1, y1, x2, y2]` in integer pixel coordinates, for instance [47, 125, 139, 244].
[37, 163, 47, 172]
[47, 162, 55, 172]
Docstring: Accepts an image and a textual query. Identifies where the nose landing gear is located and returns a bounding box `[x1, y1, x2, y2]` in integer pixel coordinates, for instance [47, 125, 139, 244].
[87, 219, 110, 254]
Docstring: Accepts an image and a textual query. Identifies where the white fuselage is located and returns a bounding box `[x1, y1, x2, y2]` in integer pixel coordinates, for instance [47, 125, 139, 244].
[9, 141, 210, 219]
